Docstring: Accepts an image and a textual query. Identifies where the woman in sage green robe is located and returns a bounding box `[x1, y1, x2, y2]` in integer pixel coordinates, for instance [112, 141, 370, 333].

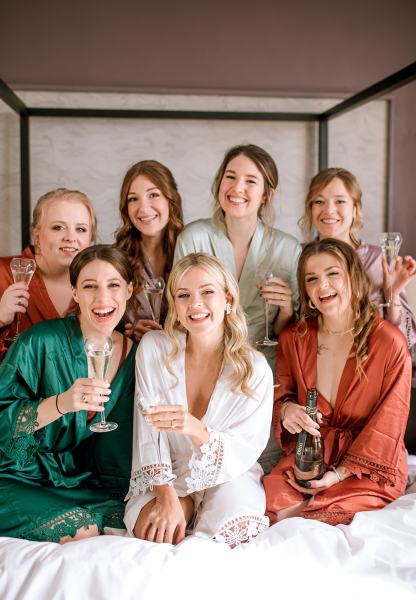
[0, 246, 136, 543]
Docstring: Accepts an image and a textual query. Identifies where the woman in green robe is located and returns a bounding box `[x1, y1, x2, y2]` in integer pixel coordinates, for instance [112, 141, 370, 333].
[0, 245, 136, 543]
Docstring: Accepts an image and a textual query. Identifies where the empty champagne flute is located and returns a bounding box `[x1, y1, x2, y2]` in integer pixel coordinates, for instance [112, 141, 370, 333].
[6, 257, 36, 341]
[256, 269, 278, 347]
[143, 277, 165, 324]
[85, 334, 118, 433]
[380, 232, 402, 308]
[136, 392, 176, 486]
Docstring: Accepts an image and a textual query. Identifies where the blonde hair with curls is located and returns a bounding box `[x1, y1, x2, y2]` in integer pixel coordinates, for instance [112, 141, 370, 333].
[32, 188, 97, 242]
[297, 239, 377, 375]
[298, 168, 363, 246]
[115, 160, 183, 310]
[164, 253, 255, 396]
[211, 144, 278, 230]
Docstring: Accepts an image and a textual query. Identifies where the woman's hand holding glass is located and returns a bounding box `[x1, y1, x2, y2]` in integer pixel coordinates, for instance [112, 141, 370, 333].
[57, 378, 111, 414]
[124, 318, 162, 341]
[144, 404, 210, 446]
[258, 276, 294, 318]
[381, 254, 416, 302]
[0, 283, 30, 325]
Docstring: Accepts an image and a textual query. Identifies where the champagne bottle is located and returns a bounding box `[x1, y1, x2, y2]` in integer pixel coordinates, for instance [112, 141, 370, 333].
[293, 388, 324, 487]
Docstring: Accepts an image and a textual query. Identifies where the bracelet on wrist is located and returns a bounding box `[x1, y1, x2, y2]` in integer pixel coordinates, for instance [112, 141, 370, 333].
[55, 393, 65, 416]
[330, 465, 342, 482]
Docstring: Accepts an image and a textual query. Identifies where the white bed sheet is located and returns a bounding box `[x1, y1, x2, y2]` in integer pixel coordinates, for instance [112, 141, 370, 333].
[1, 457, 415, 600]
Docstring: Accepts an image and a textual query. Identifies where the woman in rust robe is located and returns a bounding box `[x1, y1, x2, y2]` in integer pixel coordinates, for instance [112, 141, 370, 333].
[0, 188, 96, 360]
[263, 238, 411, 526]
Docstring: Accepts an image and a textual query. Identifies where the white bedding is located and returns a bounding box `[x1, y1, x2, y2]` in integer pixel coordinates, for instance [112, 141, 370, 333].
[1, 458, 416, 600]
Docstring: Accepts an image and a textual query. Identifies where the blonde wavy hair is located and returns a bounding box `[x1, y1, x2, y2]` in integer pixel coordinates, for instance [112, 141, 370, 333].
[164, 253, 255, 396]
[211, 144, 278, 230]
[297, 239, 377, 375]
[115, 160, 184, 311]
[298, 168, 363, 246]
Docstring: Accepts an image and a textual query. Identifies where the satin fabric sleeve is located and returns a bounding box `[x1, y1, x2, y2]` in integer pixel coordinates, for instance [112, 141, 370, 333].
[272, 326, 300, 454]
[340, 330, 411, 485]
[126, 335, 175, 498]
[185, 352, 273, 493]
[0, 331, 53, 469]
[173, 221, 207, 265]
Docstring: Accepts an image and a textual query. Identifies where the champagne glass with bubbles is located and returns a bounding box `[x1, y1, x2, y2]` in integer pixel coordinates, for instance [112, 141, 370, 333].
[6, 257, 36, 341]
[136, 392, 176, 486]
[85, 333, 118, 433]
[143, 277, 165, 324]
[380, 232, 402, 308]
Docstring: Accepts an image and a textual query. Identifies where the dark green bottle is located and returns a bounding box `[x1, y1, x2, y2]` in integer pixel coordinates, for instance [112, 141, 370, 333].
[294, 388, 324, 487]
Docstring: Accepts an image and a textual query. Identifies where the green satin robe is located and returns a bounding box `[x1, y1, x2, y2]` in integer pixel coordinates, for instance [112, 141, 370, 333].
[0, 313, 136, 542]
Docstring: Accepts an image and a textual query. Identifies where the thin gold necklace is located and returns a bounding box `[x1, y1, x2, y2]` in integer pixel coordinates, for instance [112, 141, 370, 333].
[320, 317, 354, 336]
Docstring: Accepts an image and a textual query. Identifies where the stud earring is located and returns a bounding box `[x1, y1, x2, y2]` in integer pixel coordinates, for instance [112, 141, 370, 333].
[225, 302, 232, 315]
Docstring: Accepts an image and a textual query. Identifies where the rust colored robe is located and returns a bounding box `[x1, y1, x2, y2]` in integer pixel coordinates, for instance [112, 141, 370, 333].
[0, 246, 77, 361]
[263, 317, 411, 526]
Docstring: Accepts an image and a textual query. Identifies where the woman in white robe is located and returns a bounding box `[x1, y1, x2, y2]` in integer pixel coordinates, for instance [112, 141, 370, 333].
[124, 253, 273, 546]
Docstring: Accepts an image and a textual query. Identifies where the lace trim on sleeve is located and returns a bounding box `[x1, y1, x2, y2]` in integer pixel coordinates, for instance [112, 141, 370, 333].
[341, 453, 397, 486]
[400, 307, 416, 349]
[128, 463, 173, 496]
[5, 403, 40, 468]
[186, 430, 224, 493]
[19, 508, 101, 543]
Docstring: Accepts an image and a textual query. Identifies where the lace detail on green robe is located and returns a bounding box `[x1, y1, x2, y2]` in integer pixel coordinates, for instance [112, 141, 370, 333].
[19, 508, 101, 543]
[6, 404, 40, 468]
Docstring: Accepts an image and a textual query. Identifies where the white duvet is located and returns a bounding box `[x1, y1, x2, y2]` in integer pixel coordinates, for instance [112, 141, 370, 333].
[1, 459, 415, 600]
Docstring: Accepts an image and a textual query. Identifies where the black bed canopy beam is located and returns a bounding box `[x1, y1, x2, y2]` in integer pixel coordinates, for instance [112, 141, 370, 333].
[0, 79, 31, 246]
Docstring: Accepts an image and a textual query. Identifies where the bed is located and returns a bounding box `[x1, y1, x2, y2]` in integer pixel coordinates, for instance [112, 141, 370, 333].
[1, 457, 415, 600]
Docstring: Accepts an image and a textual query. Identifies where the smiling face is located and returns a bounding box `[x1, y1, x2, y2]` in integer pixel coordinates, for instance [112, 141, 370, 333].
[174, 266, 230, 341]
[127, 175, 170, 240]
[34, 199, 93, 272]
[72, 259, 133, 337]
[218, 154, 266, 224]
[304, 252, 352, 320]
[310, 177, 356, 244]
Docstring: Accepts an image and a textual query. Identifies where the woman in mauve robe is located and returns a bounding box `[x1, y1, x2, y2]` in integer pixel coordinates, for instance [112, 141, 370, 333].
[0, 188, 96, 361]
[115, 160, 184, 341]
[0, 246, 136, 543]
[299, 167, 416, 348]
[263, 239, 411, 526]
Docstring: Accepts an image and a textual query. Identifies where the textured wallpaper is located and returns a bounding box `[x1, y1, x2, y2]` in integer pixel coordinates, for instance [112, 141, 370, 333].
[0, 91, 387, 255]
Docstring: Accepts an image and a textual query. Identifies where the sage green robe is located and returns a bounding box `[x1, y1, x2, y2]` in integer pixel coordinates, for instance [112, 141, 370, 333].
[0, 314, 136, 542]
[174, 218, 301, 371]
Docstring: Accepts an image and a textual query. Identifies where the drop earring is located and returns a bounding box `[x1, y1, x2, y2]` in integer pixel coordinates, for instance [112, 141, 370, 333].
[225, 302, 232, 315]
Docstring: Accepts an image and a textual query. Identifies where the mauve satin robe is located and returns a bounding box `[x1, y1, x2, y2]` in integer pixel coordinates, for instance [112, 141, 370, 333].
[263, 317, 411, 525]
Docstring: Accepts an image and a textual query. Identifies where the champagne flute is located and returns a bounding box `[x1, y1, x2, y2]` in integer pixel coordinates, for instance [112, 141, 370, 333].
[136, 392, 176, 486]
[256, 269, 278, 348]
[5, 257, 36, 341]
[143, 277, 165, 324]
[380, 232, 402, 308]
[85, 334, 118, 433]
